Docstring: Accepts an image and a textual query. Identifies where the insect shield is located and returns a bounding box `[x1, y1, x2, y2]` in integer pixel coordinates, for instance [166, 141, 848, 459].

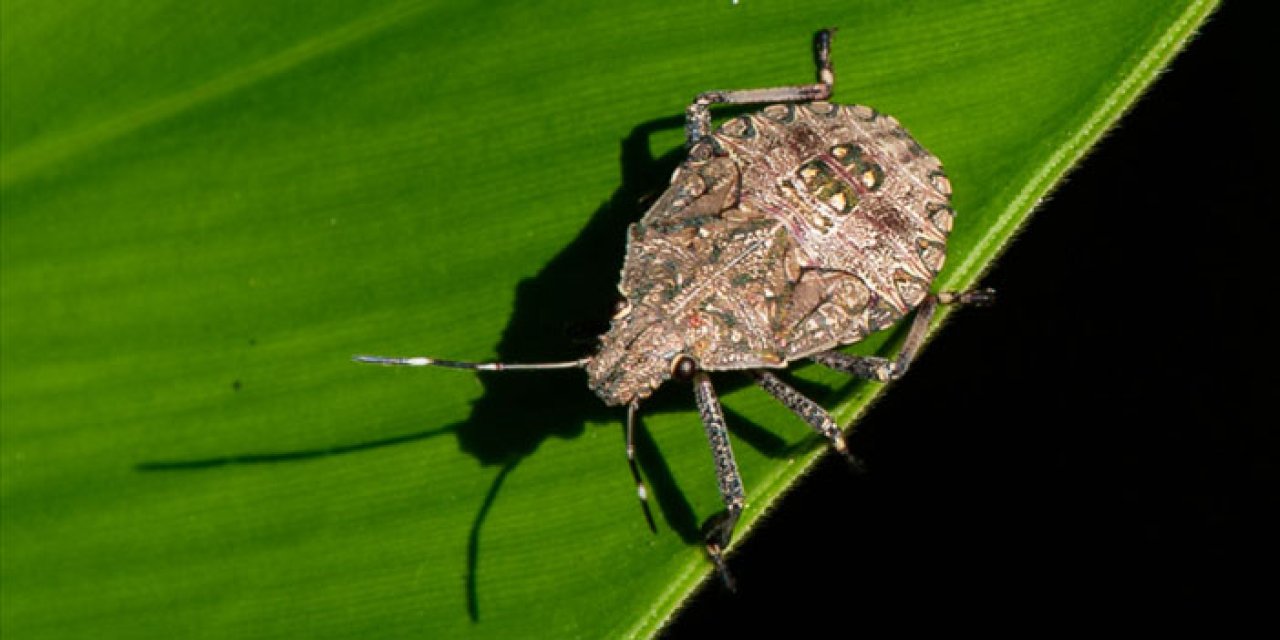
[357, 29, 993, 589]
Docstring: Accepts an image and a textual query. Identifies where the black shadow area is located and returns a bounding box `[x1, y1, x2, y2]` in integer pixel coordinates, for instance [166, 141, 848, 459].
[665, 4, 1276, 635]
[137, 115, 720, 621]
[447, 116, 696, 619]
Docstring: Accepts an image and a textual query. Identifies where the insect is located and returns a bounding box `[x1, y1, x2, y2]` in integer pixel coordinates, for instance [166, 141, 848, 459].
[357, 29, 992, 587]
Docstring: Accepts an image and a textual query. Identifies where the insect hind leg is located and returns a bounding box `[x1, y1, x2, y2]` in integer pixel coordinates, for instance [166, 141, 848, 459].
[684, 28, 836, 147]
[810, 288, 996, 381]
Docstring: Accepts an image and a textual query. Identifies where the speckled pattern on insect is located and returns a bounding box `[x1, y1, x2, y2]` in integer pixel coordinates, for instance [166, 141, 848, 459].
[357, 29, 992, 588]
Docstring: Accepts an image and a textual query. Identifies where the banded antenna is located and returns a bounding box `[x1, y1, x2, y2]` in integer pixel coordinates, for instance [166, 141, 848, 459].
[353, 354, 590, 371]
[352, 353, 657, 532]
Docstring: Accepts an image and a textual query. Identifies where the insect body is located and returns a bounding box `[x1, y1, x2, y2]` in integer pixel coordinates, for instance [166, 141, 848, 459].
[358, 29, 991, 587]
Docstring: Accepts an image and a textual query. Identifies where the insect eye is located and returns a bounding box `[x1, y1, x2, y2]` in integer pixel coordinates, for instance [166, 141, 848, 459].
[671, 355, 699, 380]
[611, 298, 632, 319]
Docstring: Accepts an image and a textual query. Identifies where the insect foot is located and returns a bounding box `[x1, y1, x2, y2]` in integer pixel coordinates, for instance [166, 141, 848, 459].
[358, 28, 992, 590]
[938, 287, 997, 307]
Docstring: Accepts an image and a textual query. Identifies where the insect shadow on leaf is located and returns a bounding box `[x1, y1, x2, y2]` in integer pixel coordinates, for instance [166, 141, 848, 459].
[135, 115, 786, 620]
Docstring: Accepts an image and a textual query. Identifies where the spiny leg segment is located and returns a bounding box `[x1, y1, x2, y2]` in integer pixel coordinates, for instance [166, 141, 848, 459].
[752, 371, 864, 471]
[684, 28, 836, 146]
[692, 372, 744, 591]
[809, 288, 995, 381]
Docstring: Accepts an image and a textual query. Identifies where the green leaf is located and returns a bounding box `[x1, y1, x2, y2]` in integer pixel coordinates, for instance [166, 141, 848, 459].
[1, 0, 1217, 637]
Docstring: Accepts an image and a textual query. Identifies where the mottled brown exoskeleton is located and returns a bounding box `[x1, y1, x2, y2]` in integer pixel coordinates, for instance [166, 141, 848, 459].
[358, 29, 991, 588]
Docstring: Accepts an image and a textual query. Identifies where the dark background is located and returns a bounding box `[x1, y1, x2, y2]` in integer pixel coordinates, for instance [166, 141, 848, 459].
[667, 2, 1274, 633]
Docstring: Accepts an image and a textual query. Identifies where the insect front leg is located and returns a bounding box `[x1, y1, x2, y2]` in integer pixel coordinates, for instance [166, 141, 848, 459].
[692, 371, 744, 591]
[684, 28, 836, 147]
[811, 288, 996, 381]
[625, 402, 658, 533]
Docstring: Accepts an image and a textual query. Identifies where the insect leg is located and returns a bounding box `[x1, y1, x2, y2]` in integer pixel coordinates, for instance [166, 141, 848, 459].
[626, 401, 658, 533]
[693, 372, 744, 591]
[684, 28, 836, 146]
[936, 288, 996, 307]
[752, 371, 864, 470]
[810, 288, 996, 381]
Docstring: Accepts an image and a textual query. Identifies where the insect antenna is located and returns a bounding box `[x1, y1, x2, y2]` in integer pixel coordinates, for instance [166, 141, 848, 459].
[356, 353, 660, 532]
[353, 355, 589, 371]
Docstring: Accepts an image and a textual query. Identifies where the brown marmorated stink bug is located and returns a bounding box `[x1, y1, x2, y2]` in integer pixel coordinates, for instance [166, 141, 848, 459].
[357, 29, 992, 587]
